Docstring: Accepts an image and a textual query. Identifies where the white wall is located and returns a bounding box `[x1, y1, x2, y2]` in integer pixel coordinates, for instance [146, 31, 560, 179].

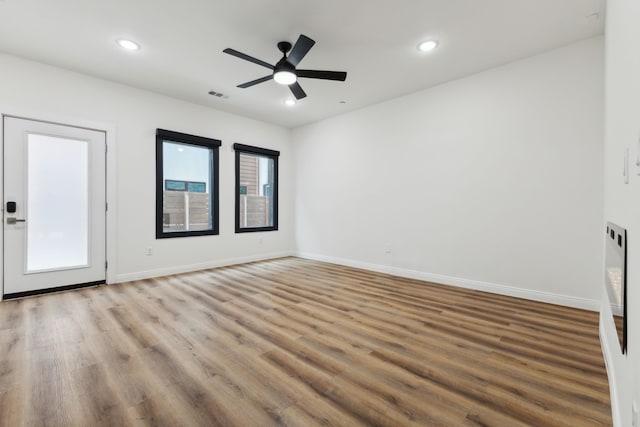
[0, 53, 294, 284]
[602, 0, 640, 425]
[0, 26, 622, 421]
[293, 37, 604, 309]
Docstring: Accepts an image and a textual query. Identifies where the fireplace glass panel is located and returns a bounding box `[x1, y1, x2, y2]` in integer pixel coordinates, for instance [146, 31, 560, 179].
[605, 222, 627, 354]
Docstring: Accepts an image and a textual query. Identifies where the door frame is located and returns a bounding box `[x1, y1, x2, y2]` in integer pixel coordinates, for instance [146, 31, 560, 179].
[0, 108, 117, 301]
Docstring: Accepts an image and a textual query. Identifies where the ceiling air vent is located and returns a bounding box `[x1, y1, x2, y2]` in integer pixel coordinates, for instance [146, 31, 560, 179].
[208, 90, 229, 99]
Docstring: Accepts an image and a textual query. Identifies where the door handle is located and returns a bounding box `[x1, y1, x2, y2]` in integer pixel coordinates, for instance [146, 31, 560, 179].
[7, 218, 26, 224]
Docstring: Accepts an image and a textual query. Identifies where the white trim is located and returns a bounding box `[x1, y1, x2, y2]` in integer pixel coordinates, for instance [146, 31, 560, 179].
[296, 252, 601, 311]
[0, 116, 4, 301]
[115, 251, 295, 283]
[600, 317, 621, 427]
[105, 126, 117, 285]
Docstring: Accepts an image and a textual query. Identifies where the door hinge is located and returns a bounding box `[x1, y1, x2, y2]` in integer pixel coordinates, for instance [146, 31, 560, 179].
[105, 144, 108, 153]
[105, 202, 108, 211]
[105, 261, 108, 270]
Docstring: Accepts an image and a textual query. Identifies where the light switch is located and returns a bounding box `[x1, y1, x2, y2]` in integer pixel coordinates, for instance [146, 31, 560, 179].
[624, 148, 629, 184]
[637, 138, 640, 175]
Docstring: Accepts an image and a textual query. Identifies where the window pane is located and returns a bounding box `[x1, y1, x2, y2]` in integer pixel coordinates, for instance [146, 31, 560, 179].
[27, 134, 89, 272]
[162, 141, 213, 233]
[238, 152, 275, 228]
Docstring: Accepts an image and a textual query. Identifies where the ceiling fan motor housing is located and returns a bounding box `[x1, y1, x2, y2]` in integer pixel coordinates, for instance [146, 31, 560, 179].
[277, 41, 292, 54]
[275, 57, 296, 76]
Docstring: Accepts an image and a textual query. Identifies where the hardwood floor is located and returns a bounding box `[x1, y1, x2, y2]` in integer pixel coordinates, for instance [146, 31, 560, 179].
[0, 257, 611, 426]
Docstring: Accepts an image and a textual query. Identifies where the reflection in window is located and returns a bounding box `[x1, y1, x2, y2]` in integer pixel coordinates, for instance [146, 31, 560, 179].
[156, 129, 220, 238]
[234, 144, 279, 232]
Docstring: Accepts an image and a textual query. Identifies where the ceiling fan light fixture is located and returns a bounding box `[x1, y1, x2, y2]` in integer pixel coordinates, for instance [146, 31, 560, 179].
[417, 40, 438, 52]
[274, 70, 297, 85]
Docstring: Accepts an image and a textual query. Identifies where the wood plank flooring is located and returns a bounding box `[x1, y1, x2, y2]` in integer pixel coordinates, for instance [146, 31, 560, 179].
[0, 257, 612, 426]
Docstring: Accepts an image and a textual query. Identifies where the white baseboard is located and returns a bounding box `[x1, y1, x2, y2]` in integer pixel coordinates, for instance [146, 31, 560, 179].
[600, 318, 621, 427]
[114, 250, 601, 311]
[114, 251, 295, 283]
[296, 252, 601, 311]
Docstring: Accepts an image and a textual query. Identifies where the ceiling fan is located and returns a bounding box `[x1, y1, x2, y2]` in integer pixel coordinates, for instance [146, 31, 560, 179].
[223, 34, 347, 100]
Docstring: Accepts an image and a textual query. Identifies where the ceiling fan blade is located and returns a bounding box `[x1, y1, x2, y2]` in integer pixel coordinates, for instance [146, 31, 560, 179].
[223, 48, 274, 70]
[287, 35, 315, 66]
[237, 75, 273, 88]
[297, 70, 347, 81]
[289, 82, 307, 100]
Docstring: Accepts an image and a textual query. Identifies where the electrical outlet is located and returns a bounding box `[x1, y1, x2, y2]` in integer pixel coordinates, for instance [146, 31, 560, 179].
[384, 244, 392, 254]
[146, 246, 153, 256]
[632, 401, 638, 427]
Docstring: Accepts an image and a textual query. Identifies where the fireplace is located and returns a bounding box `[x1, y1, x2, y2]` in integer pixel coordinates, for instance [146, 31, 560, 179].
[605, 222, 627, 354]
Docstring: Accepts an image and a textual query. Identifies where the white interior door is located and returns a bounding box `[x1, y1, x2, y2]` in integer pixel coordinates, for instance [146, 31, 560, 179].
[3, 116, 106, 296]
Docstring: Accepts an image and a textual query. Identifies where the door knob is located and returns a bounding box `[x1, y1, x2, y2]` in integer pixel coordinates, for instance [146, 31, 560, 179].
[6, 218, 26, 224]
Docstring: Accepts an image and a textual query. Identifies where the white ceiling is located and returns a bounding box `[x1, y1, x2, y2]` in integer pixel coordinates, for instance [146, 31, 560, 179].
[0, 0, 604, 128]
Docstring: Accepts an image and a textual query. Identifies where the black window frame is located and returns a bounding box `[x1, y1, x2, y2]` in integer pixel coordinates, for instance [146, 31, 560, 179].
[156, 128, 221, 239]
[234, 143, 279, 233]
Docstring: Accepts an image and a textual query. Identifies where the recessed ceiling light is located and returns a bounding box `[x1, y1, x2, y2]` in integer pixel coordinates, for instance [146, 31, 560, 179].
[417, 40, 438, 52]
[116, 39, 140, 51]
[284, 99, 296, 106]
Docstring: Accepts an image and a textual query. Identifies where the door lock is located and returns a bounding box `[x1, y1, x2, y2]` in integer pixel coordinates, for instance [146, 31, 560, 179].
[7, 218, 26, 224]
